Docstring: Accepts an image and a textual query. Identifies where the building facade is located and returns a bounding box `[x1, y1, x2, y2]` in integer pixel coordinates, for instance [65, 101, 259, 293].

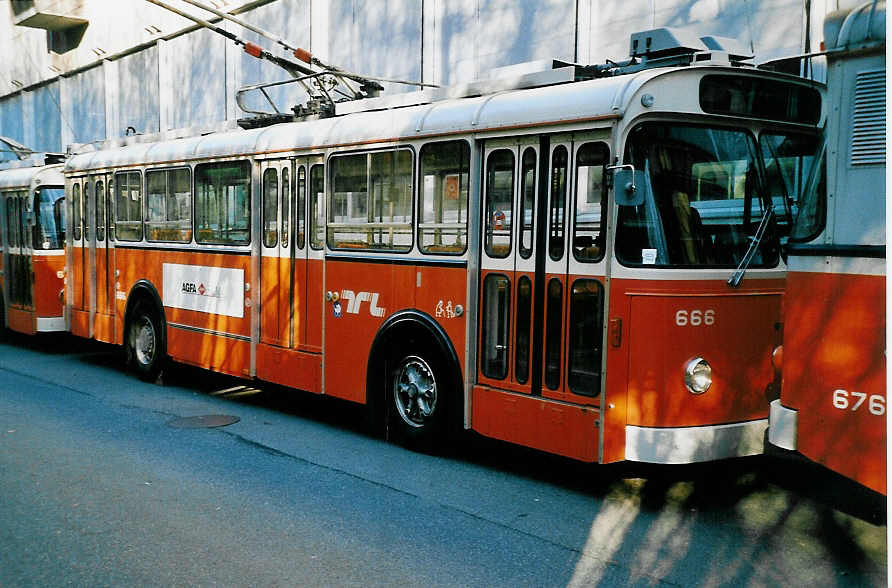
[0, 0, 844, 157]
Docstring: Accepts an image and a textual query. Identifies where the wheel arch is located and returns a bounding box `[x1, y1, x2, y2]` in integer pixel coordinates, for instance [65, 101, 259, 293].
[366, 309, 463, 430]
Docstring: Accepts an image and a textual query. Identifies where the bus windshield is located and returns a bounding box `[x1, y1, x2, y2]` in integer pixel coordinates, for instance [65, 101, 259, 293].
[34, 187, 65, 250]
[617, 123, 778, 268]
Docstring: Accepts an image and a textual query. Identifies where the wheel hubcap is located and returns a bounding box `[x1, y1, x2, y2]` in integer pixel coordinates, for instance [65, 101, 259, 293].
[134, 317, 156, 367]
[394, 356, 437, 428]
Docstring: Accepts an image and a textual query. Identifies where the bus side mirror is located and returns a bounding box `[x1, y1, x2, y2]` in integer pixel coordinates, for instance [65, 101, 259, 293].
[612, 169, 647, 206]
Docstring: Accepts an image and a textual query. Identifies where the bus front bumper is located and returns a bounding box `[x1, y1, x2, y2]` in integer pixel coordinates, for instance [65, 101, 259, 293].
[625, 419, 768, 464]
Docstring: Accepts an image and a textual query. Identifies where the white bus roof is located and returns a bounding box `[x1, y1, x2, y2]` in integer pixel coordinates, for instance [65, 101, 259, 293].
[0, 163, 65, 191]
[65, 64, 817, 174]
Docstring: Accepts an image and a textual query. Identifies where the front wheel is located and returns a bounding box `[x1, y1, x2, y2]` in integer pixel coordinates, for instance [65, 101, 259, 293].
[126, 302, 164, 382]
[390, 353, 445, 451]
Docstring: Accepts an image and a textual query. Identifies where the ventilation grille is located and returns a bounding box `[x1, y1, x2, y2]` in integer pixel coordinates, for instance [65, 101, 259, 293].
[851, 69, 885, 166]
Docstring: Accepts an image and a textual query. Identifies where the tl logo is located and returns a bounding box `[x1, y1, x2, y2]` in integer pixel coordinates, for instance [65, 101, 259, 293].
[341, 290, 385, 317]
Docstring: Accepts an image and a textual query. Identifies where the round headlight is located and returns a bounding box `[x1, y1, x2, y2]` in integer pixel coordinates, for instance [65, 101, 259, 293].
[684, 357, 712, 394]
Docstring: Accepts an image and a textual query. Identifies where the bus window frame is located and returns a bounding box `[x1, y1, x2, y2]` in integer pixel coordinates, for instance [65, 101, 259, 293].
[145, 165, 193, 244]
[114, 169, 145, 242]
[417, 139, 471, 256]
[326, 146, 416, 254]
[194, 159, 252, 247]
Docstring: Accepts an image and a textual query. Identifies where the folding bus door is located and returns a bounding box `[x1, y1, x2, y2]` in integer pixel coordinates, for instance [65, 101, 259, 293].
[286, 157, 326, 393]
[256, 157, 324, 394]
[473, 133, 610, 463]
[259, 159, 290, 349]
[92, 175, 115, 342]
[68, 177, 90, 338]
[4, 191, 35, 333]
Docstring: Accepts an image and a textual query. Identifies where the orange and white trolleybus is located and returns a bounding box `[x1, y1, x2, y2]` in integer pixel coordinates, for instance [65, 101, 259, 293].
[65, 28, 823, 463]
[0, 154, 67, 335]
[769, 2, 886, 495]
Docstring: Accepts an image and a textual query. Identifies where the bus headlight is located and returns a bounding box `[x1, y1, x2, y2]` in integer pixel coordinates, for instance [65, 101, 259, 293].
[684, 357, 712, 394]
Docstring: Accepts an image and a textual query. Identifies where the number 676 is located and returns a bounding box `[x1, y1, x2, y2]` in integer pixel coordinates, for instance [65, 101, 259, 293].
[832, 389, 885, 415]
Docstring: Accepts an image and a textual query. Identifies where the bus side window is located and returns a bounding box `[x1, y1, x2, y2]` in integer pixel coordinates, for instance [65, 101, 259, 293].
[549, 146, 568, 261]
[95, 181, 105, 242]
[262, 167, 279, 248]
[72, 183, 82, 241]
[195, 161, 250, 245]
[296, 166, 306, 249]
[568, 279, 604, 396]
[481, 273, 511, 379]
[147, 168, 192, 243]
[328, 149, 413, 252]
[115, 171, 143, 242]
[309, 164, 324, 250]
[518, 147, 536, 259]
[83, 180, 91, 242]
[418, 140, 470, 254]
[573, 142, 609, 262]
[484, 149, 515, 258]
[281, 167, 290, 249]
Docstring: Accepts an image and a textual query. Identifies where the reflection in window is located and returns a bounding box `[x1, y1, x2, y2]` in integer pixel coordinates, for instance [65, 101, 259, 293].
[573, 143, 608, 262]
[419, 140, 469, 254]
[760, 132, 821, 238]
[568, 279, 603, 396]
[146, 168, 192, 243]
[83, 181, 91, 242]
[309, 164, 324, 250]
[297, 166, 307, 249]
[263, 168, 279, 248]
[481, 274, 510, 380]
[281, 167, 290, 248]
[519, 148, 536, 259]
[6, 197, 19, 247]
[617, 123, 779, 268]
[115, 172, 143, 241]
[514, 275, 532, 385]
[328, 149, 413, 252]
[35, 187, 65, 249]
[95, 181, 105, 243]
[72, 183, 81, 241]
[485, 149, 514, 258]
[195, 161, 250, 245]
[549, 146, 568, 261]
[544, 278, 563, 390]
[790, 143, 826, 243]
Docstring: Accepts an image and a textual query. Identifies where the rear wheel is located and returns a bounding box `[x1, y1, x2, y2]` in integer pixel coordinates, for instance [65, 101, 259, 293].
[389, 351, 445, 451]
[126, 301, 164, 382]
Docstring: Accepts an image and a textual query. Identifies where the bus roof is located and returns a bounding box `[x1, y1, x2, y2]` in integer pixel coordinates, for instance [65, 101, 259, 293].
[65, 64, 817, 174]
[0, 163, 64, 191]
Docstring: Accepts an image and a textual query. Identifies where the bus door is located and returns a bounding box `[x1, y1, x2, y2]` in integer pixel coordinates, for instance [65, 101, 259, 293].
[4, 191, 34, 319]
[291, 158, 325, 358]
[92, 175, 115, 342]
[259, 159, 291, 348]
[300, 159, 325, 357]
[475, 133, 610, 462]
[67, 177, 90, 337]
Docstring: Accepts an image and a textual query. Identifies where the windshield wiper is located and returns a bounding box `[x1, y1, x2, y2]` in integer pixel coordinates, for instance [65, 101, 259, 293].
[728, 206, 774, 288]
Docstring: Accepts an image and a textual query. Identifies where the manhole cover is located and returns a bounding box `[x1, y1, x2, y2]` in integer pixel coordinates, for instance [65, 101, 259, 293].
[167, 415, 240, 429]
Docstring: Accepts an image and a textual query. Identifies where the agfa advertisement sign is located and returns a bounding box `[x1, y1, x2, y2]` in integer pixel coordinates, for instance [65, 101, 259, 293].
[162, 263, 245, 318]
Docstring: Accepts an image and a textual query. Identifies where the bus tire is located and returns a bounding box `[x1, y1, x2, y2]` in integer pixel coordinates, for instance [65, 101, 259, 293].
[126, 300, 165, 382]
[388, 349, 445, 452]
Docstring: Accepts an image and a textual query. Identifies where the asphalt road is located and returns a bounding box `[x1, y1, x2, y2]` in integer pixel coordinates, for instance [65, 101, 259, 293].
[0, 332, 886, 586]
